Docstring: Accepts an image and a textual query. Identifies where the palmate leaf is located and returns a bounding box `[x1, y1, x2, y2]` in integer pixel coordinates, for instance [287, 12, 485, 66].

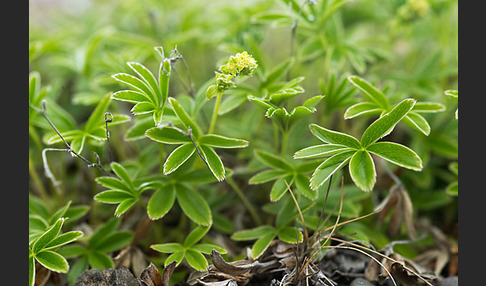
[169, 97, 201, 139]
[403, 112, 431, 135]
[114, 198, 137, 217]
[277, 226, 303, 244]
[252, 231, 277, 259]
[344, 102, 381, 119]
[294, 144, 353, 159]
[43, 231, 84, 251]
[151, 243, 185, 254]
[200, 145, 225, 181]
[192, 244, 227, 255]
[184, 225, 211, 247]
[146, 126, 192, 144]
[366, 142, 422, 171]
[348, 150, 376, 192]
[175, 184, 212, 226]
[147, 187, 176, 220]
[310, 151, 355, 190]
[270, 175, 293, 202]
[185, 249, 208, 271]
[35, 250, 69, 273]
[347, 76, 389, 109]
[360, 98, 416, 147]
[199, 134, 249, 149]
[32, 218, 65, 253]
[309, 124, 361, 149]
[248, 169, 287, 184]
[163, 143, 196, 175]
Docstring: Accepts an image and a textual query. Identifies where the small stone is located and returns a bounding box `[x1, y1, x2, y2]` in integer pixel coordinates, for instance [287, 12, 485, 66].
[74, 267, 142, 286]
[350, 277, 375, 286]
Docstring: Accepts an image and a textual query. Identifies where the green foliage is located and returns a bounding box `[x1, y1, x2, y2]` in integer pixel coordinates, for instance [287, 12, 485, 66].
[29, 0, 457, 284]
[57, 217, 133, 285]
[295, 98, 422, 192]
[151, 225, 226, 271]
[345, 76, 445, 135]
[29, 218, 83, 286]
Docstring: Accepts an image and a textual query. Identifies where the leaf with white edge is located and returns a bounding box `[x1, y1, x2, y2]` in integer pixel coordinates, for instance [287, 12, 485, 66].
[248, 169, 287, 184]
[127, 62, 161, 106]
[32, 218, 65, 254]
[344, 102, 381, 119]
[277, 227, 303, 244]
[247, 95, 276, 109]
[294, 144, 353, 159]
[112, 73, 155, 100]
[270, 175, 293, 202]
[303, 95, 325, 109]
[199, 134, 249, 149]
[176, 185, 212, 226]
[252, 231, 277, 259]
[412, 102, 446, 113]
[366, 142, 422, 171]
[294, 174, 317, 199]
[163, 143, 196, 175]
[200, 145, 225, 181]
[70, 136, 86, 155]
[95, 177, 132, 193]
[185, 249, 208, 271]
[231, 225, 276, 241]
[184, 225, 211, 247]
[131, 102, 155, 115]
[444, 90, 458, 99]
[114, 198, 137, 217]
[151, 243, 185, 253]
[255, 150, 294, 171]
[360, 98, 416, 147]
[310, 151, 355, 190]
[403, 112, 431, 135]
[95, 190, 133, 204]
[111, 162, 134, 190]
[146, 126, 192, 144]
[112, 90, 150, 103]
[148, 187, 176, 220]
[446, 181, 458, 196]
[169, 97, 201, 139]
[158, 59, 171, 106]
[164, 251, 185, 267]
[35, 250, 69, 273]
[349, 150, 376, 192]
[310, 124, 361, 149]
[347, 76, 389, 109]
[43, 231, 84, 251]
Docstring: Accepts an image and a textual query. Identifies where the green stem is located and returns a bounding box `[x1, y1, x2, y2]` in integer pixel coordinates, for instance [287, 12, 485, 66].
[226, 176, 262, 225]
[208, 92, 223, 134]
[280, 129, 289, 157]
[272, 121, 279, 154]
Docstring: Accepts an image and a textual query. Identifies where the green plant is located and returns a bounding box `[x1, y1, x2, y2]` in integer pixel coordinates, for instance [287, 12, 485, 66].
[57, 217, 133, 285]
[295, 98, 423, 191]
[151, 225, 226, 271]
[29, 217, 84, 286]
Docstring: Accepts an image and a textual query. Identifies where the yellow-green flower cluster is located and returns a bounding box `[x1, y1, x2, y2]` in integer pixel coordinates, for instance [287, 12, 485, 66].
[213, 51, 258, 93]
[219, 51, 258, 77]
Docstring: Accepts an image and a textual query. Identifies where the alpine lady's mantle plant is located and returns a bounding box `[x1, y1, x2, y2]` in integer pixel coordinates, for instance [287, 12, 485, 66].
[295, 98, 423, 192]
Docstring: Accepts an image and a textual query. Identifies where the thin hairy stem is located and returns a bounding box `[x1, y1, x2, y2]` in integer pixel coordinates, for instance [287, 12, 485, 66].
[31, 100, 110, 176]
